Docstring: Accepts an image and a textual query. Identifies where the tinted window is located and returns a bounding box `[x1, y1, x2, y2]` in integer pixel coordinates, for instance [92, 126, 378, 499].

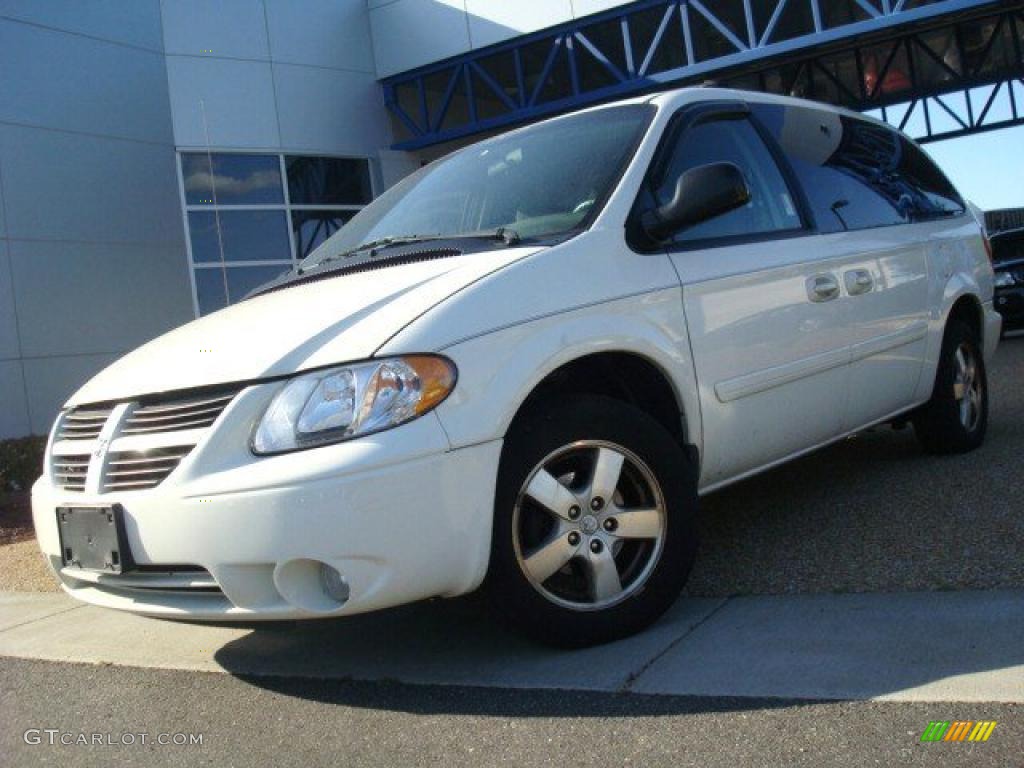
[291, 210, 356, 260]
[286, 157, 373, 205]
[194, 264, 291, 315]
[753, 105, 914, 233]
[893, 137, 965, 220]
[652, 116, 802, 243]
[187, 210, 291, 263]
[181, 153, 283, 205]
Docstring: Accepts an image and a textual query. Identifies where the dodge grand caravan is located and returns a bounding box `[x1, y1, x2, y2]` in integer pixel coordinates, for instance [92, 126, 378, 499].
[33, 88, 1000, 646]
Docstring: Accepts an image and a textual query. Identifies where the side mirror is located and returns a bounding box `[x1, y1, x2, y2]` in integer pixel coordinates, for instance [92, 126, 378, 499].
[640, 162, 751, 243]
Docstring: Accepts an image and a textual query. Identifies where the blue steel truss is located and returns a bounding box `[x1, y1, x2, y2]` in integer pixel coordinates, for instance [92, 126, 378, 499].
[382, 0, 1024, 149]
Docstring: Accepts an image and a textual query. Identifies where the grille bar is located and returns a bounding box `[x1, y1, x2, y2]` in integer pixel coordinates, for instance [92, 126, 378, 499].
[121, 392, 235, 435]
[128, 393, 234, 415]
[51, 386, 241, 494]
[52, 455, 90, 492]
[57, 406, 114, 441]
[102, 446, 195, 492]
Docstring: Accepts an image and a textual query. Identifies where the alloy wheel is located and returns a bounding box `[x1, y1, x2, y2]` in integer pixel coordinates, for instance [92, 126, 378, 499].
[512, 441, 667, 611]
[952, 342, 983, 432]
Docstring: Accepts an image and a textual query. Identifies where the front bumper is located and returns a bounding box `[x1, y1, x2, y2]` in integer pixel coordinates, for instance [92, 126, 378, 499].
[32, 385, 502, 620]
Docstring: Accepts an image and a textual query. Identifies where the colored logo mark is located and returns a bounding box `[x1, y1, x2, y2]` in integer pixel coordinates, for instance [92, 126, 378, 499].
[920, 721, 997, 742]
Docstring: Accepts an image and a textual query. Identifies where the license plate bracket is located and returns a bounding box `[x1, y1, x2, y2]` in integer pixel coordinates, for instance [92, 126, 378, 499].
[56, 505, 131, 574]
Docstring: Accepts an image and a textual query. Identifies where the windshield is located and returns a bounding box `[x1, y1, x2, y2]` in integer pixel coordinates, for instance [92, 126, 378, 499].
[300, 104, 653, 269]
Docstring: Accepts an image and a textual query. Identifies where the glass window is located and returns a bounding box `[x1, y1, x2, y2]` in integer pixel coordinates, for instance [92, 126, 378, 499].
[752, 105, 912, 233]
[188, 210, 291, 263]
[194, 265, 292, 316]
[303, 105, 652, 271]
[179, 152, 374, 316]
[893, 136, 965, 220]
[286, 157, 372, 205]
[652, 116, 802, 243]
[181, 153, 283, 205]
[291, 210, 356, 261]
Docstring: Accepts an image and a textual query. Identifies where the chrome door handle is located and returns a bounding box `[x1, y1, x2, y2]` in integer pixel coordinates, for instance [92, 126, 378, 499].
[807, 274, 840, 302]
[845, 269, 874, 296]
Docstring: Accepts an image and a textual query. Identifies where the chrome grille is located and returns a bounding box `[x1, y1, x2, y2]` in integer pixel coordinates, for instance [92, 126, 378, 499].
[57, 406, 113, 441]
[122, 391, 236, 435]
[102, 446, 195, 492]
[50, 386, 242, 494]
[52, 454, 91, 492]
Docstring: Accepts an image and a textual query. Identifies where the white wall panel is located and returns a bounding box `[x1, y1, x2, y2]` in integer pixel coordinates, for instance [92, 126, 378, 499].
[0, 20, 173, 144]
[0, 240, 19, 360]
[274, 64, 391, 155]
[264, 0, 374, 72]
[160, 0, 270, 60]
[0, 359, 30, 437]
[9, 240, 192, 359]
[22, 353, 119, 433]
[465, 0, 572, 48]
[572, 0, 633, 19]
[370, 0, 471, 78]
[0, 125, 183, 246]
[377, 149, 420, 191]
[0, 0, 163, 49]
[166, 56, 280, 148]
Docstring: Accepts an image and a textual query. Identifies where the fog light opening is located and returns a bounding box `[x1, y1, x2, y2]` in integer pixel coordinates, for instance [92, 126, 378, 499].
[320, 564, 351, 603]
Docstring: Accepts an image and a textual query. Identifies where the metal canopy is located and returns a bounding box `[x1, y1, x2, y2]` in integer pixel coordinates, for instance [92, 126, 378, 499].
[381, 0, 1024, 149]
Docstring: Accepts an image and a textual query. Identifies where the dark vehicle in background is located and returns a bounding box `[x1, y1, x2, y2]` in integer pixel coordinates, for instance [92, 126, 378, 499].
[993, 228, 1024, 335]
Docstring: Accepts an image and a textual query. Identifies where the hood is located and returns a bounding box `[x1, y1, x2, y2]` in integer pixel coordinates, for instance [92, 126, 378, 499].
[68, 248, 539, 407]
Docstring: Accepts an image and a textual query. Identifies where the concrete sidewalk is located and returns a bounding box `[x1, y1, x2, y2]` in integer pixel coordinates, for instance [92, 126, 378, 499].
[0, 589, 1021, 702]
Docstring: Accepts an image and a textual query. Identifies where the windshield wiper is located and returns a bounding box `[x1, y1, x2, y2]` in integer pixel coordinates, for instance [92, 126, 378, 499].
[299, 227, 522, 274]
[300, 234, 443, 273]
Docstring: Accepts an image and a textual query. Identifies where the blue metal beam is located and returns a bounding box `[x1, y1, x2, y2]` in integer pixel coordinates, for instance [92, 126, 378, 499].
[382, 0, 1020, 149]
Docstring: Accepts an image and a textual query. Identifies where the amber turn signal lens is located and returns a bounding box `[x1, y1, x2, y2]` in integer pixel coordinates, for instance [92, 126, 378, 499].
[405, 355, 457, 415]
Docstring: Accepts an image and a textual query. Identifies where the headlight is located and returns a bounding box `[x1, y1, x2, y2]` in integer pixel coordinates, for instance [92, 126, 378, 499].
[251, 355, 456, 454]
[994, 271, 1016, 287]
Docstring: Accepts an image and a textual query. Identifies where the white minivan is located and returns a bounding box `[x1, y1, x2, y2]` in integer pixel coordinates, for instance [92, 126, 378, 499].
[33, 88, 1000, 646]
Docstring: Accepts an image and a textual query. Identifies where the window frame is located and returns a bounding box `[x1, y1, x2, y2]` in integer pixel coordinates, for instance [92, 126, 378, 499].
[175, 149, 375, 317]
[627, 100, 814, 255]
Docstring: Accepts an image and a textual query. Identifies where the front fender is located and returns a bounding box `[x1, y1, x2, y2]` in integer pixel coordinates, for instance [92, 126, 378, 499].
[424, 288, 701, 454]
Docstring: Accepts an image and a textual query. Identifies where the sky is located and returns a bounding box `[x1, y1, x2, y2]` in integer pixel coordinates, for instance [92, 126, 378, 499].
[924, 125, 1024, 212]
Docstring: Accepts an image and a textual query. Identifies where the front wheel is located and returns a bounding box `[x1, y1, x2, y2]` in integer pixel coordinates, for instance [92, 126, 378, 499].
[912, 319, 988, 454]
[486, 396, 698, 647]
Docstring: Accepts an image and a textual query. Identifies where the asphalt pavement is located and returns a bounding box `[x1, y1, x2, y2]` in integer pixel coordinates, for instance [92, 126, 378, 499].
[2, 658, 1021, 768]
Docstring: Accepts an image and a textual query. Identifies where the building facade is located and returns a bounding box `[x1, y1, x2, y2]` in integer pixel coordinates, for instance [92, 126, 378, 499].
[0, 0, 639, 439]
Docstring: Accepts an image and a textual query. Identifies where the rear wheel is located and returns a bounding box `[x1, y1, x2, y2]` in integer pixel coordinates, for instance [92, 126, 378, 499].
[486, 396, 698, 647]
[912, 319, 988, 454]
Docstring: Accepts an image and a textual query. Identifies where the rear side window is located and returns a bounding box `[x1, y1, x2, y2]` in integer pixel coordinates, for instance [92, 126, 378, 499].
[652, 116, 802, 244]
[893, 137, 965, 220]
[752, 104, 963, 234]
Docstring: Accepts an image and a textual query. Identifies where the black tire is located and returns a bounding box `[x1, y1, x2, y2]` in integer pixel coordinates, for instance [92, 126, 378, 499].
[486, 395, 698, 647]
[912, 319, 988, 454]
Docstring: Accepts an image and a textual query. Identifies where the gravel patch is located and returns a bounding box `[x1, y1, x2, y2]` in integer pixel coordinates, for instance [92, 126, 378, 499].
[0, 540, 58, 592]
[685, 336, 1024, 596]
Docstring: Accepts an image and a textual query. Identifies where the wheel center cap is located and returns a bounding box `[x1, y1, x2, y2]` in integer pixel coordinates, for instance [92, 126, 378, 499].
[580, 515, 599, 534]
